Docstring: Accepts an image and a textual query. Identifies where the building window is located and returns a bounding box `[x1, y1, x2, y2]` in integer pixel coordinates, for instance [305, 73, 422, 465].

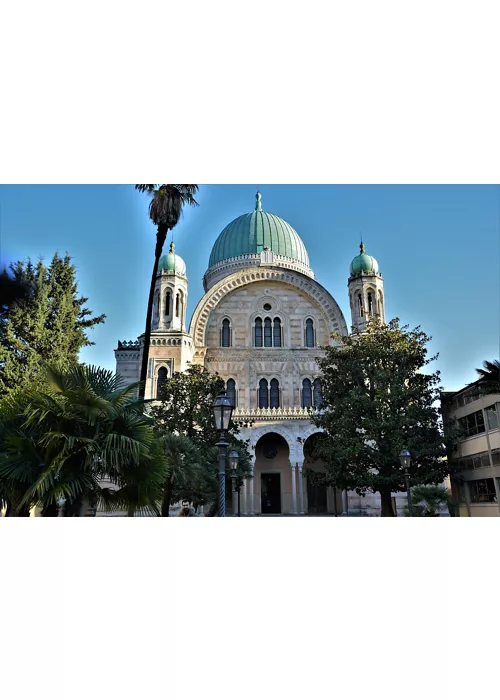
[358, 294, 364, 317]
[273, 317, 282, 347]
[270, 379, 280, 409]
[302, 379, 312, 408]
[492, 450, 500, 466]
[175, 293, 180, 317]
[378, 291, 383, 317]
[313, 378, 322, 407]
[156, 367, 168, 399]
[221, 318, 231, 347]
[459, 410, 486, 437]
[485, 405, 499, 431]
[264, 317, 272, 347]
[226, 378, 236, 407]
[469, 478, 497, 503]
[165, 291, 171, 316]
[258, 378, 269, 408]
[305, 318, 315, 348]
[254, 317, 263, 347]
[367, 291, 373, 315]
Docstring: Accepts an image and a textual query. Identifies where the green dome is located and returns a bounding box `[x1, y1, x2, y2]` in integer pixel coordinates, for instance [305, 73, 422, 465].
[350, 242, 379, 276]
[208, 193, 310, 268]
[158, 243, 186, 276]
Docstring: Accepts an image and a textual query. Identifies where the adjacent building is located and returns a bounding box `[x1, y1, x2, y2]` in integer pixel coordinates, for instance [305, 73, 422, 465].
[441, 383, 500, 516]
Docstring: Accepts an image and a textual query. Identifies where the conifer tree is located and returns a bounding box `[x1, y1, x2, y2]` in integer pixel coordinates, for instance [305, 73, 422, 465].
[0, 254, 105, 396]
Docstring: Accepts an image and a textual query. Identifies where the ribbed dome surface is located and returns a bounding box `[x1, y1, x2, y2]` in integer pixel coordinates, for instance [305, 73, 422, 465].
[208, 193, 309, 268]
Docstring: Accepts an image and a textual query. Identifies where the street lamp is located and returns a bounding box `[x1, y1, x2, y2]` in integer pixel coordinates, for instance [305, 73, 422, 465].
[229, 450, 239, 517]
[212, 391, 234, 517]
[399, 449, 413, 517]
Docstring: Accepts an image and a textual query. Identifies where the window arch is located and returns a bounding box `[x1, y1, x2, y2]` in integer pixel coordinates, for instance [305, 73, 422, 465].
[175, 292, 180, 317]
[378, 291, 384, 318]
[367, 291, 374, 316]
[258, 378, 269, 408]
[226, 378, 236, 407]
[302, 378, 312, 408]
[305, 318, 315, 347]
[220, 318, 231, 347]
[254, 317, 263, 347]
[358, 293, 364, 317]
[313, 378, 322, 407]
[273, 317, 282, 347]
[165, 290, 171, 317]
[270, 379, 280, 409]
[156, 367, 168, 399]
[264, 317, 272, 347]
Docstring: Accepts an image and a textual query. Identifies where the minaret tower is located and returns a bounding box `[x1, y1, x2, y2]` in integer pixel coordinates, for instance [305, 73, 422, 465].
[145, 242, 193, 399]
[348, 241, 385, 332]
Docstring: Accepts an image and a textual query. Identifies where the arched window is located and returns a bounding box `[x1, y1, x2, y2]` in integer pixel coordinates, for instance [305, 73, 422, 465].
[156, 367, 168, 399]
[305, 318, 315, 347]
[221, 318, 231, 347]
[165, 291, 171, 316]
[154, 291, 160, 318]
[270, 379, 280, 409]
[264, 317, 272, 347]
[378, 291, 384, 318]
[313, 378, 322, 408]
[302, 378, 312, 408]
[273, 317, 282, 347]
[175, 293, 180, 317]
[179, 292, 184, 322]
[367, 291, 373, 316]
[258, 378, 269, 408]
[358, 294, 364, 317]
[226, 378, 236, 407]
[254, 317, 263, 347]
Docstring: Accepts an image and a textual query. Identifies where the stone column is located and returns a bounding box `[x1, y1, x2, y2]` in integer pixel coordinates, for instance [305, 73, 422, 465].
[248, 463, 255, 515]
[291, 463, 298, 514]
[242, 479, 248, 515]
[297, 462, 305, 515]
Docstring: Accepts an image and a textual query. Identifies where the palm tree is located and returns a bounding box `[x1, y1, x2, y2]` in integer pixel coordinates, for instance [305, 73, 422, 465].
[0, 364, 162, 516]
[473, 360, 500, 396]
[404, 484, 449, 517]
[135, 185, 199, 399]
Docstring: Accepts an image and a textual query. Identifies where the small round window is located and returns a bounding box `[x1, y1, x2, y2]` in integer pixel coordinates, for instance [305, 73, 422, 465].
[263, 303, 272, 311]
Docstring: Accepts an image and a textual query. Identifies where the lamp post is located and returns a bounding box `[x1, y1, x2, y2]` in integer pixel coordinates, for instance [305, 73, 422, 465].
[399, 449, 413, 517]
[229, 450, 239, 517]
[212, 391, 234, 518]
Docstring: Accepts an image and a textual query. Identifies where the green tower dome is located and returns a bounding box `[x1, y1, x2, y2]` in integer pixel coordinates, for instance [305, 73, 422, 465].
[208, 192, 310, 268]
[350, 242, 379, 276]
[158, 242, 186, 276]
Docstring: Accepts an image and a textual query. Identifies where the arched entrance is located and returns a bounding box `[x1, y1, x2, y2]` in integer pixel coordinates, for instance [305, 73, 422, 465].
[303, 433, 343, 516]
[254, 432, 290, 515]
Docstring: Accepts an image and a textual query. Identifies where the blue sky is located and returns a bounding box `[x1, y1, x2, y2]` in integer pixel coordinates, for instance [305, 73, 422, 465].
[0, 184, 498, 391]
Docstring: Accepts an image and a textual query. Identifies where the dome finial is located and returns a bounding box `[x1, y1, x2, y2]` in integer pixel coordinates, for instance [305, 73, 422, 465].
[169, 241, 175, 253]
[255, 189, 262, 212]
[360, 236, 365, 254]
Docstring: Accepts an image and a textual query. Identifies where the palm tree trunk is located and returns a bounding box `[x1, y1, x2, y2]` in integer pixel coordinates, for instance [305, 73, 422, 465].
[127, 506, 135, 517]
[138, 224, 169, 400]
[161, 478, 173, 516]
[380, 488, 396, 516]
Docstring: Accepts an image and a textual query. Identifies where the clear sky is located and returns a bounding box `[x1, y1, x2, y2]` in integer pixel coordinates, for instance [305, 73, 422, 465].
[0, 184, 498, 391]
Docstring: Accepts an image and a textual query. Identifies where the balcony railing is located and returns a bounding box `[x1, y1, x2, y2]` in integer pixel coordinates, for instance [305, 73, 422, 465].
[233, 406, 319, 421]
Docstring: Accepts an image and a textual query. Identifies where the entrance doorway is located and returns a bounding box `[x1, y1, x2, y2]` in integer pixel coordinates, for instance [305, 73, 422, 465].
[307, 480, 328, 514]
[261, 473, 281, 514]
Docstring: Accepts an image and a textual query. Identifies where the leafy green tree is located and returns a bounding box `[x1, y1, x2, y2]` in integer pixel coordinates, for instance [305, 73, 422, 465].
[158, 433, 203, 516]
[312, 318, 450, 517]
[0, 254, 105, 396]
[0, 365, 162, 516]
[135, 185, 199, 399]
[150, 365, 252, 515]
[471, 360, 500, 396]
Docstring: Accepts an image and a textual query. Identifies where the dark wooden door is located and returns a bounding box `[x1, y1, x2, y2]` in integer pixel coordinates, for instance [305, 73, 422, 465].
[261, 473, 281, 514]
[307, 480, 328, 514]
